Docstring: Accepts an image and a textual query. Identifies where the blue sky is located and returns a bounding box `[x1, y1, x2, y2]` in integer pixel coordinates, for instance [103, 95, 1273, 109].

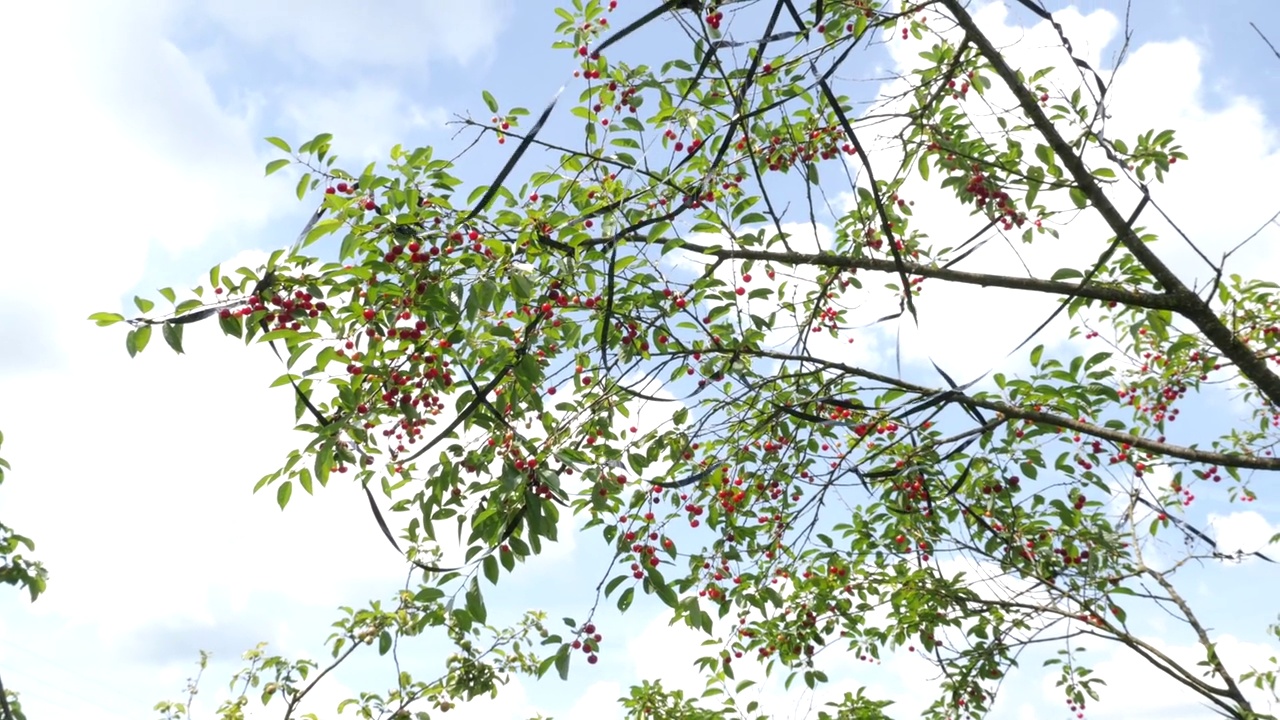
[1, 1, 1279, 718]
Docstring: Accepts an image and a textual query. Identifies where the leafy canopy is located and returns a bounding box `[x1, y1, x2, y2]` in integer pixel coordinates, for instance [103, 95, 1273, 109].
[100, 1, 1280, 718]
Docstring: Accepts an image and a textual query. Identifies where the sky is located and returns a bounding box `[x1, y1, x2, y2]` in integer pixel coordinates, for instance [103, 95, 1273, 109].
[1, 1, 1279, 718]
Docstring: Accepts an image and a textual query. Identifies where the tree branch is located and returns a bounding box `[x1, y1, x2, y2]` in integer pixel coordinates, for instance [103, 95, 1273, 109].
[674, 239, 1181, 310]
[1143, 565, 1257, 713]
[684, 346, 1280, 471]
[944, 0, 1280, 408]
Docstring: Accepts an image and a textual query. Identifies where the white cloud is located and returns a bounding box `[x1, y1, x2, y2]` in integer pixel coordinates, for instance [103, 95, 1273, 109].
[1039, 632, 1279, 719]
[0, 0, 291, 368]
[562, 680, 624, 720]
[1209, 511, 1280, 558]
[278, 84, 450, 162]
[3, 321, 409, 631]
[197, 0, 513, 71]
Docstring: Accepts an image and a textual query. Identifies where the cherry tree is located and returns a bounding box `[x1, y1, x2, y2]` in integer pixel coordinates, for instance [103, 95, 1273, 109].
[96, 1, 1280, 718]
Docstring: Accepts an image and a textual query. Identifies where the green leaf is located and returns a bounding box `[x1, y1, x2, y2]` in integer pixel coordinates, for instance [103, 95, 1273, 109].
[466, 578, 487, 623]
[605, 575, 627, 596]
[276, 481, 293, 509]
[134, 296, 154, 314]
[555, 647, 571, 681]
[483, 554, 500, 585]
[162, 322, 185, 354]
[1025, 165, 1044, 208]
[647, 571, 679, 608]
[378, 630, 393, 655]
[89, 312, 126, 327]
[265, 137, 292, 153]
[482, 90, 499, 113]
[617, 586, 635, 612]
[218, 311, 244, 338]
[1069, 187, 1088, 209]
[132, 325, 152, 356]
[265, 158, 291, 176]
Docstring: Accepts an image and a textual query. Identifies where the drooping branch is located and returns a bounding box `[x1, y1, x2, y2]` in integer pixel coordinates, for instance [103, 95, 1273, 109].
[682, 346, 1280, 471]
[943, 0, 1280, 408]
[1142, 565, 1258, 715]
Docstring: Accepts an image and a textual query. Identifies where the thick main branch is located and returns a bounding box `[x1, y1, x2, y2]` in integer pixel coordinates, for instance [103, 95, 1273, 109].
[674, 239, 1181, 310]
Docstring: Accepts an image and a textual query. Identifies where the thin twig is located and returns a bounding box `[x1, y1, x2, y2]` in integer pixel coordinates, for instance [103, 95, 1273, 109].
[1251, 22, 1280, 61]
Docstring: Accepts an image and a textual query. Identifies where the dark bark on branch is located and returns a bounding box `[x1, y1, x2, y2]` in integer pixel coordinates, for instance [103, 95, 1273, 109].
[675, 239, 1181, 310]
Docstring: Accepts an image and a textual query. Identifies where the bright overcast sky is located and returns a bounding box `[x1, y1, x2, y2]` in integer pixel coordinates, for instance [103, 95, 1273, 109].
[1, 1, 1279, 719]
